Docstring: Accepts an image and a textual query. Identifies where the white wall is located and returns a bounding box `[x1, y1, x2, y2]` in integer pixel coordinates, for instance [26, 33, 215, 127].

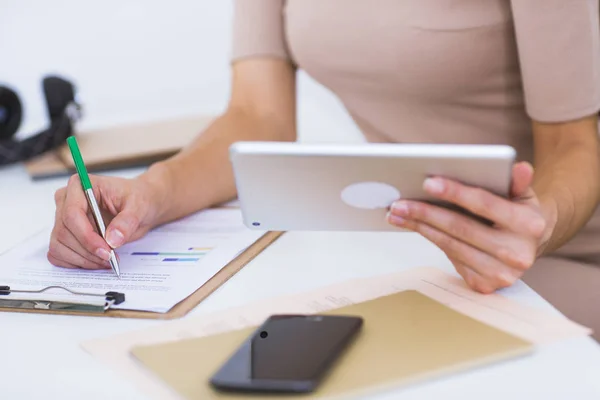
[0, 0, 364, 143]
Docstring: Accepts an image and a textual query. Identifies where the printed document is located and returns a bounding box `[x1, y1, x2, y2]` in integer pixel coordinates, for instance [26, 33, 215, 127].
[0, 208, 265, 312]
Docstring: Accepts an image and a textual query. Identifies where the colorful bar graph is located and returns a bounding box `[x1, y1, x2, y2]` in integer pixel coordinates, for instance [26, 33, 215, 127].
[126, 247, 214, 266]
[131, 251, 208, 256]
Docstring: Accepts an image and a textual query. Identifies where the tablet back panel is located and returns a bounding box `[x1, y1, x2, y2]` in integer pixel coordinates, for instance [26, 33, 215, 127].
[230, 142, 515, 231]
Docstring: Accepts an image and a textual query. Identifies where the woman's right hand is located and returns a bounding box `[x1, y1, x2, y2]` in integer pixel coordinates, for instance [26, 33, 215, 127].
[48, 172, 168, 269]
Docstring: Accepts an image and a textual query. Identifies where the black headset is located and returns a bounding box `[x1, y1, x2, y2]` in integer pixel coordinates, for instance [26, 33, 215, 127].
[0, 75, 82, 166]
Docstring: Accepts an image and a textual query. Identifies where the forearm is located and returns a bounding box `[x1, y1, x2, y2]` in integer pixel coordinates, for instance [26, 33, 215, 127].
[140, 108, 295, 225]
[532, 119, 600, 255]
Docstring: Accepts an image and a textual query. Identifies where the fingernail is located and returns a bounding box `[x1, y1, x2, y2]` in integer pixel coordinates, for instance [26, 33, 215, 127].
[106, 229, 124, 248]
[391, 201, 409, 217]
[95, 248, 111, 261]
[424, 178, 444, 194]
[386, 211, 406, 226]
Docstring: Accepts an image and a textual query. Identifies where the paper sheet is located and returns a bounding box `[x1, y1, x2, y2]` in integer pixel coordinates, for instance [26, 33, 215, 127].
[0, 208, 264, 312]
[80, 266, 591, 400]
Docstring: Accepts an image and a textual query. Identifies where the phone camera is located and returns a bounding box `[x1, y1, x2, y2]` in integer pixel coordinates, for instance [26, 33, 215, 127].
[259, 331, 268, 338]
[252, 222, 261, 226]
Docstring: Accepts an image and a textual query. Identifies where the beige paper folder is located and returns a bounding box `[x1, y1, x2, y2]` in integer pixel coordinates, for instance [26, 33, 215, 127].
[130, 290, 533, 399]
[24, 114, 215, 179]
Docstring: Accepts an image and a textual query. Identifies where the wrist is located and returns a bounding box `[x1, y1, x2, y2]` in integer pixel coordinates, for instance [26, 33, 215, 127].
[536, 194, 560, 256]
[137, 161, 175, 227]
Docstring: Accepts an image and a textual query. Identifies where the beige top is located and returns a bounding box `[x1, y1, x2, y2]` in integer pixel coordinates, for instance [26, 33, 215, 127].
[231, 0, 600, 262]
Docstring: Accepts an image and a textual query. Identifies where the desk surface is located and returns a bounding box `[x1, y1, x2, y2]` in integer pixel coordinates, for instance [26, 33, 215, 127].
[2, 161, 600, 400]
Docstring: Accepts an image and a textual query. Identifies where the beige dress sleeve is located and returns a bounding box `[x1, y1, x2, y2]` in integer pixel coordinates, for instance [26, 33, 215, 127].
[230, 0, 290, 62]
[510, 0, 600, 122]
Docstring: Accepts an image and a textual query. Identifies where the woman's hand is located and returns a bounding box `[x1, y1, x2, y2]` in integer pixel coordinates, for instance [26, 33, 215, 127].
[386, 162, 555, 294]
[48, 173, 167, 269]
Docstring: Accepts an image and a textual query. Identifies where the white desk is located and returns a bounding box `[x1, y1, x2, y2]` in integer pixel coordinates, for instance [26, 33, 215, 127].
[2, 162, 600, 400]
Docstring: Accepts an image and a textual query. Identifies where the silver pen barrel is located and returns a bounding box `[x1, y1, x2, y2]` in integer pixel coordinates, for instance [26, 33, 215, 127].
[85, 188, 121, 278]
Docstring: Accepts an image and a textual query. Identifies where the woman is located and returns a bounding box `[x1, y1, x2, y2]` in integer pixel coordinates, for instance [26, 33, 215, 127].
[49, 1, 600, 338]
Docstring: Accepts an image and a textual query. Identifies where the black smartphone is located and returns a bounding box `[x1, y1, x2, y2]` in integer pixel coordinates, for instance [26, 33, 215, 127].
[209, 314, 363, 393]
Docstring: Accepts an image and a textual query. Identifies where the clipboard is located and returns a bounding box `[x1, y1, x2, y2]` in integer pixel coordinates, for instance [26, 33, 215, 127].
[0, 230, 283, 319]
[24, 113, 215, 180]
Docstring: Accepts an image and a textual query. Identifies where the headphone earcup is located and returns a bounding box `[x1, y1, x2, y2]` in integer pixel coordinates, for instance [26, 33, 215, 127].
[0, 113, 73, 166]
[0, 85, 23, 141]
[43, 75, 76, 121]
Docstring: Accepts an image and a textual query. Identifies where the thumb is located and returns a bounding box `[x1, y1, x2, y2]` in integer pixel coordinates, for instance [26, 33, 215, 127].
[510, 161, 535, 199]
[105, 205, 142, 249]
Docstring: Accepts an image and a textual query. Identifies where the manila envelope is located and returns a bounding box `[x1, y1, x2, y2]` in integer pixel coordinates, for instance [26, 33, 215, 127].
[130, 290, 534, 399]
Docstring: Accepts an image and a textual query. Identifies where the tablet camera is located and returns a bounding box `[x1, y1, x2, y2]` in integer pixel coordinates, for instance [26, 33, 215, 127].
[259, 331, 268, 339]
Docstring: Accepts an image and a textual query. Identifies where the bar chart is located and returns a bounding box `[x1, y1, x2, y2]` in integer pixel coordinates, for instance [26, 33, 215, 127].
[119, 247, 214, 266]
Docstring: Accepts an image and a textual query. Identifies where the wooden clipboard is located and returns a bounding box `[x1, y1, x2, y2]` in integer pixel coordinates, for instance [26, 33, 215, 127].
[0, 231, 283, 320]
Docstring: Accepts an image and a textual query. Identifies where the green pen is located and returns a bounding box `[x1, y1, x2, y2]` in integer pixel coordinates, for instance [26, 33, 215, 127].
[66, 136, 121, 278]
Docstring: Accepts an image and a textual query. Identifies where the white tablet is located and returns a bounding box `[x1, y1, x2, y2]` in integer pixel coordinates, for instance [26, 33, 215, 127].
[229, 141, 516, 231]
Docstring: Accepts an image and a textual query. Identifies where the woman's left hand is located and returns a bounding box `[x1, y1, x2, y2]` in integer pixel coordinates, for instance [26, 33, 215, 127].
[387, 161, 554, 294]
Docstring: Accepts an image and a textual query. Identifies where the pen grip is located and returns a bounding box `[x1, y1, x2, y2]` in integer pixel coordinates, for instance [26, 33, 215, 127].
[85, 189, 107, 237]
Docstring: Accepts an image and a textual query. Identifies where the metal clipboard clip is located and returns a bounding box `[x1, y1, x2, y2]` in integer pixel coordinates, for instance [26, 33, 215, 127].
[0, 285, 125, 313]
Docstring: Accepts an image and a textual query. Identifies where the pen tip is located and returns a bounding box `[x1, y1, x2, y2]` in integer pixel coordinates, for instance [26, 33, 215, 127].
[109, 251, 121, 279]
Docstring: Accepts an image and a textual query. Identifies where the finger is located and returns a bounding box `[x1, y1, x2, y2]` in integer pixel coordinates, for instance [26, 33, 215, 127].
[48, 252, 108, 270]
[452, 261, 499, 294]
[47, 252, 79, 269]
[55, 219, 111, 266]
[105, 196, 147, 248]
[48, 231, 110, 270]
[510, 162, 534, 199]
[54, 187, 67, 208]
[388, 216, 521, 291]
[422, 175, 545, 236]
[52, 188, 109, 268]
[389, 200, 536, 271]
[63, 175, 113, 258]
